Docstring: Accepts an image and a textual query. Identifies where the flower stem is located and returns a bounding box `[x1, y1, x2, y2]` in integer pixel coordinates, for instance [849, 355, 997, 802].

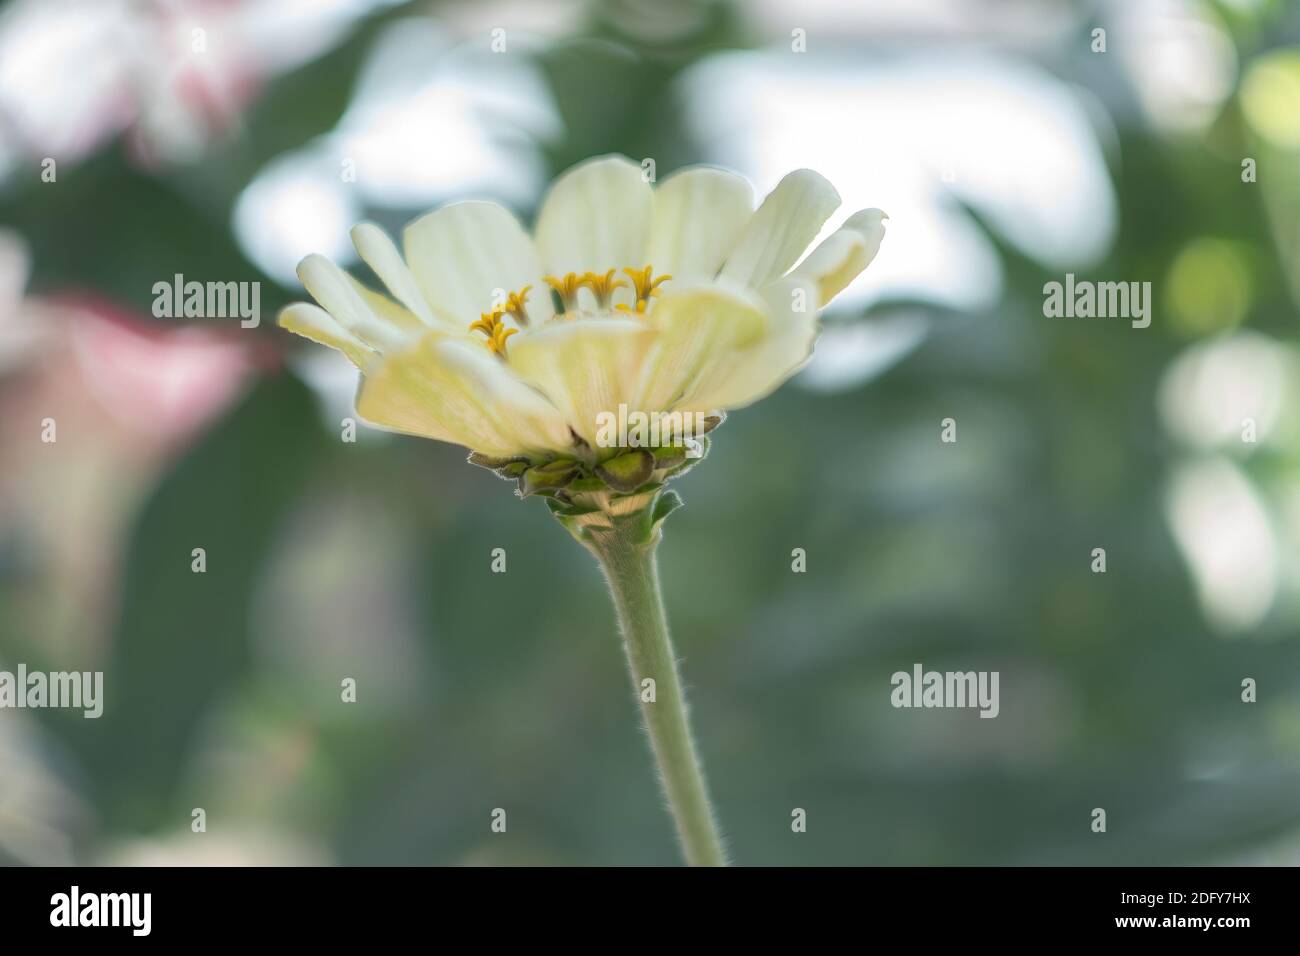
[584, 521, 727, 867]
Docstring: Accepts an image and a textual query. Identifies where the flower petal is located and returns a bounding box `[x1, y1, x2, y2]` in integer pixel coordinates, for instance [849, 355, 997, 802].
[788, 208, 887, 306]
[646, 166, 753, 281]
[297, 254, 412, 353]
[351, 222, 441, 327]
[403, 201, 552, 327]
[347, 275, 428, 336]
[278, 302, 377, 371]
[636, 283, 770, 412]
[534, 155, 653, 304]
[676, 277, 819, 412]
[719, 169, 840, 288]
[356, 335, 572, 457]
[507, 318, 654, 449]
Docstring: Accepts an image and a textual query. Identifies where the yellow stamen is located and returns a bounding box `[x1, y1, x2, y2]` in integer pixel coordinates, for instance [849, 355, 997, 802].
[624, 265, 671, 309]
[469, 310, 501, 337]
[504, 285, 532, 326]
[468, 309, 516, 356]
[534, 265, 672, 321]
[579, 269, 627, 309]
[544, 272, 584, 311]
[489, 323, 517, 354]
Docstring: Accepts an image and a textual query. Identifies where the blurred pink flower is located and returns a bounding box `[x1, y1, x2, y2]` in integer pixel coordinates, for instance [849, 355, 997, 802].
[64, 295, 264, 441]
[0, 288, 270, 660]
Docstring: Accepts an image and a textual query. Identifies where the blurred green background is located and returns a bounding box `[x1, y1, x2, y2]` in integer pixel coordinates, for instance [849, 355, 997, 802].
[2, 0, 1300, 866]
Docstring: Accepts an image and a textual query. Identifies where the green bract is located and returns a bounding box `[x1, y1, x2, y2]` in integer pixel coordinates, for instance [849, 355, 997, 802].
[468, 413, 718, 500]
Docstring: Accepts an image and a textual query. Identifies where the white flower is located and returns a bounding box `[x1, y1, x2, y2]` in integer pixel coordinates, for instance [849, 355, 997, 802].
[279, 154, 885, 460]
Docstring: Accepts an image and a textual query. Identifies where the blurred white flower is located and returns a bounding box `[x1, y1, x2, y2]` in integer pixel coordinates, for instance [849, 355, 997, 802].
[1166, 458, 1278, 635]
[233, 19, 560, 286]
[1159, 332, 1300, 452]
[678, 49, 1117, 316]
[0, 0, 386, 169]
[1108, 0, 1237, 135]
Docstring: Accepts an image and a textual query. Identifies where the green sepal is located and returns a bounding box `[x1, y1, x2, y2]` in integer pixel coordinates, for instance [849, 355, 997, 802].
[649, 489, 684, 537]
[468, 450, 531, 480]
[665, 435, 709, 478]
[594, 448, 655, 492]
[545, 495, 613, 542]
[537, 456, 579, 471]
[652, 444, 687, 469]
[519, 459, 579, 497]
[612, 480, 662, 502]
[659, 411, 725, 446]
[546, 497, 603, 519]
[468, 451, 516, 469]
[568, 475, 607, 492]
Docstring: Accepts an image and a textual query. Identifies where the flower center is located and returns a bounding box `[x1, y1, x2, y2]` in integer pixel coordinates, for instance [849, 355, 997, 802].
[470, 265, 671, 356]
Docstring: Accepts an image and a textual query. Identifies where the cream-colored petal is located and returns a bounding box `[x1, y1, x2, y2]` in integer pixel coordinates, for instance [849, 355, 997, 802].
[355, 335, 572, 457]
[507, 318, 654, 448]
[719, 169, 840, 288]
[676, 276, 819, 412]
[403, 200, 552, 327]
[788, 208, 886, 306]
[534, 155, 653, 306]
[351, 222, 439, 327]
[646, 166, 753, 281]
[278, 302, 377, 371]
[843, 208, 888, 244]
[297, 254, 411, 353]
[347, 276, 427, 336]
[635, 282, 770, 412]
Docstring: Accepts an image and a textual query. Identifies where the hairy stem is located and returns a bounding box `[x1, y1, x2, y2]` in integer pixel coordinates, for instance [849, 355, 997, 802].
[584, 522, 727, 867]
